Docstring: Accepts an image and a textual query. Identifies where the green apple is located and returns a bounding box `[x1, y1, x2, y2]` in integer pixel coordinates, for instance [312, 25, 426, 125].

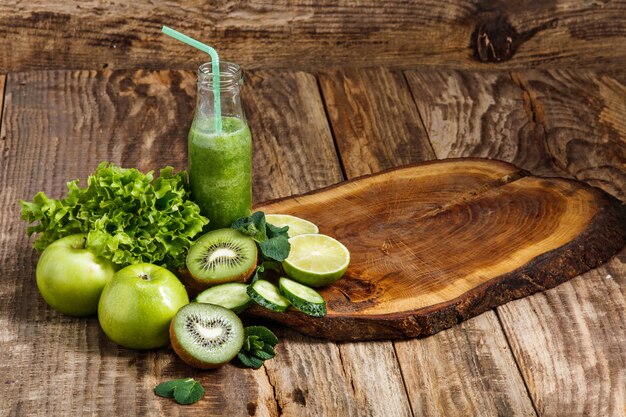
[98, 263, 189, 349]
[36, 233, 117, 317]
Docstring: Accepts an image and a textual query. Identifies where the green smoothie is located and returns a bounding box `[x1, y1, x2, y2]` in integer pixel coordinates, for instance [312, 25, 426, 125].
[189, 116, 252, 229]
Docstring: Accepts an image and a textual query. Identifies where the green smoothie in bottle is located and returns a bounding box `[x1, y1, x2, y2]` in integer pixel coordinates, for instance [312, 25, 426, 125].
[189, 62, 252, 229]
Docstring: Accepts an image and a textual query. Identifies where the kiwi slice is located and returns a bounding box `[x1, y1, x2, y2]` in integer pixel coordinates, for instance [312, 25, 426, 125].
[185, 229, 258, 291]
[170, 303, 244, 369]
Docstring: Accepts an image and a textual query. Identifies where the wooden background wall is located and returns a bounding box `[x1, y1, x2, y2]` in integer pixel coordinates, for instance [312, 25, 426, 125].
[1, 0, 625, 72]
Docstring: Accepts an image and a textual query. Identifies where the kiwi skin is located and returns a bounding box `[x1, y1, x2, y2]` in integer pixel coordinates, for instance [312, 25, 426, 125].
[178, 262, 257, 293]
[169, 321, 224, 369]
[176, 268, 211, 297]
[169, 306, 244, 369]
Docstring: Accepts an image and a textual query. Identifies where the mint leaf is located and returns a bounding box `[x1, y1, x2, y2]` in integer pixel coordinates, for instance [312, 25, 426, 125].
[253, 349, 275, 360]
[231, 212, 291, 262]
[250, 264, 265, 284]
[261, 344, 276, 357]
[173, 379, 205, 405]
[238, 326, 279, 369]
[258, 237, 290, 262]
[237, 352, 264, 369]
[245, 326, 279, 345]
[251, 260, 282, 284]
[154, 378, 204, 405]
[231, 211, 266, 242]
[154, 379, 186, 398]
[266, 222, 289, 240]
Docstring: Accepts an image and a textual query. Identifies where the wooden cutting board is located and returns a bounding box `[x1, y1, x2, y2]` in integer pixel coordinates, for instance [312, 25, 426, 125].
[247, 158, 626, 341]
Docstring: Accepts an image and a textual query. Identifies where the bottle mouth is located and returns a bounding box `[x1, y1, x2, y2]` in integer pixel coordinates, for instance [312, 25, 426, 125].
[198, 62, 242, 89]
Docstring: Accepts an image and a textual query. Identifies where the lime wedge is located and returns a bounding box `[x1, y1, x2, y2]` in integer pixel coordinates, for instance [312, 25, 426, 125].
[265, 214, 319, 238]
[282, 234, 350, 287]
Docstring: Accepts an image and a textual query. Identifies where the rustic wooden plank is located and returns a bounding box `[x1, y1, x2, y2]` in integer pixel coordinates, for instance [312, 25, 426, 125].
[395, 314, 536, 417]
[335, 340, 413, 417]
[1, 1, 626, 72]
[244, 69, 412, 416]
[0, 74, 5, 119]
[511, 69, 626, 200]
[404, 70, 564, 177]
[319, 68, 536, 416]
[0, 74, 5, 160]
[0, 70, 277, 417]
[318, 67, 434, 176]
[497, 249, 626, 417]
[500, 70, 626, 417]
[316, 67, 421, 417]
[244, 70, 343, 202]
[404, 68, 626, 416]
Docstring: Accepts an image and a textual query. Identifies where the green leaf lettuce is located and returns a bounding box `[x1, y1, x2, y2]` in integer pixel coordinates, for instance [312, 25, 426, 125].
[20, 162, 209, 270]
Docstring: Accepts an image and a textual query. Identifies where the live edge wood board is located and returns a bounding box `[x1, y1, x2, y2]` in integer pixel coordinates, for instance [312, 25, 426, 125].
[248, 158, 626, 341]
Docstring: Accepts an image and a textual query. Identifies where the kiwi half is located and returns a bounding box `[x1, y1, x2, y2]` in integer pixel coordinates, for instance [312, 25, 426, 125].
[185, 228, 258, 291]
[170, 303, 244, 369]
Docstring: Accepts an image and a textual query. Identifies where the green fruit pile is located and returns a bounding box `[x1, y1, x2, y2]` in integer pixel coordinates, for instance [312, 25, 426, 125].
[28, 207, 351, 373]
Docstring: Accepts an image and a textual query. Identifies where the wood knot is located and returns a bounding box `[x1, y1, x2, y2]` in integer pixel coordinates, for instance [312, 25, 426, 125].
[471, 12, 518, 62]
[292, 388, 307, 406]
[470, 12, 557, 63]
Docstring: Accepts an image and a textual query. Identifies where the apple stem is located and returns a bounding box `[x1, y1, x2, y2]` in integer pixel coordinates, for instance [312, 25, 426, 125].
[140, 274, 150, 281]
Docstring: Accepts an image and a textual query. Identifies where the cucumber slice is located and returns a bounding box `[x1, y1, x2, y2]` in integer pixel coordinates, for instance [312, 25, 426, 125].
[247, 280, 291, 313]
[196, 282, 253, 314]
[278, 277, 327, 317]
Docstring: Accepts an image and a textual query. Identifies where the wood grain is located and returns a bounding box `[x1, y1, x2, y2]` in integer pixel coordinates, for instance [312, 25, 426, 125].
[1, 1, 626, 72]
[0, 68, 415, 416]
[334, 340, 413, 417]
[395, 313, 537, 417]
[0, 75, 5, 122]
[403, 67, 626, 416]
[317, 66, 425, 416]
[504, 69, 626, 417]
[404, 69, 564, 177]
[498, 249, 626, 417]
[0, 70, 278, 417]
[243, 70, 343, 203]
[511, 69, 626, 200]
[244, 69, 413, 417]
[318, 67, 434, 177]
[318, 72, 538, 416]
[244, 69, 360, 416]
[252, 160, 626, 339]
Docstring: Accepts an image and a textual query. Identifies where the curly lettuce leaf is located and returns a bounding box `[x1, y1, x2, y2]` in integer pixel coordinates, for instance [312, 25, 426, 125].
[20, 162, 209, 270]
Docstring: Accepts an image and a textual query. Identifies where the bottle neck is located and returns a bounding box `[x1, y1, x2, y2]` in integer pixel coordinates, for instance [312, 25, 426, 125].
[194, 62, 246, 133]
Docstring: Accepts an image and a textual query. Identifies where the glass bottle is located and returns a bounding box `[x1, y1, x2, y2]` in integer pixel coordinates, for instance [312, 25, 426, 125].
[188, 62, 252, 229]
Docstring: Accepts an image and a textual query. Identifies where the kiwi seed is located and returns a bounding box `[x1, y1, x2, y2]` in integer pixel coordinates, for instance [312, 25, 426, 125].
[199, 239, 247, 272]
[170, 303, 244, 369]
[184, 229, 258, 291]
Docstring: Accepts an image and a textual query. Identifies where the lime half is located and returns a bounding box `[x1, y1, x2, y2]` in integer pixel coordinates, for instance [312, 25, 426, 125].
[265, 214, 319, 238]
[282, 234, 350, 287]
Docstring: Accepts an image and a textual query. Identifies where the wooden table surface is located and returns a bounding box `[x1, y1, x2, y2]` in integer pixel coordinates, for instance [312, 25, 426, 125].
[0, 67, 624, 417]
